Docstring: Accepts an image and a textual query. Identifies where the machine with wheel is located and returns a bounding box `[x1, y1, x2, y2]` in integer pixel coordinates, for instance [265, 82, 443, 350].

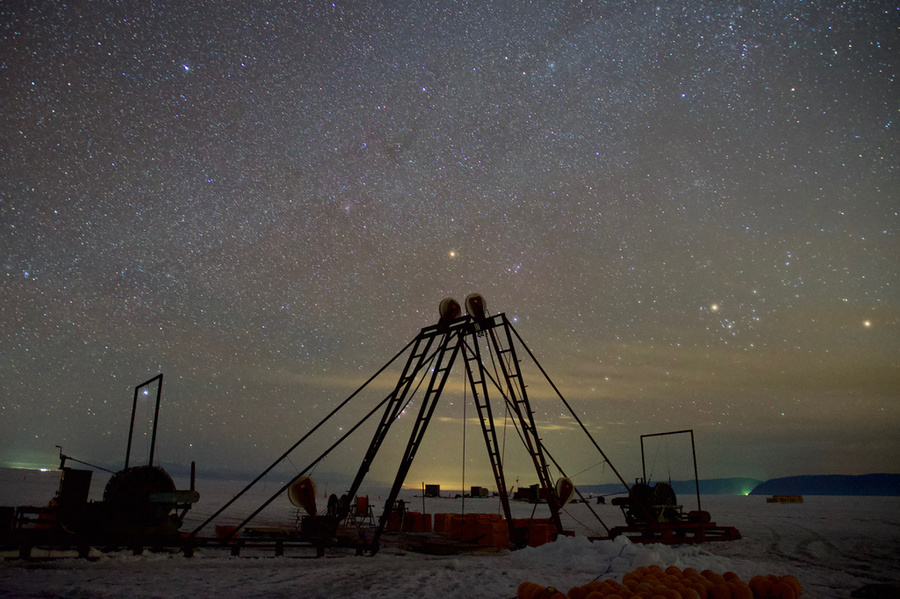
[607, 430, 740, 544]
[1, 374, 199, 557]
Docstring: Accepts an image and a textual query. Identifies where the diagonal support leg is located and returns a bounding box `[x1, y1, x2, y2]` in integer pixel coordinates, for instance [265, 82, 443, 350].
[369, 327, 465, 553]
[487, 316, 564, 533]
[337, 326, 443, 523]
[460, 330, 513, 524]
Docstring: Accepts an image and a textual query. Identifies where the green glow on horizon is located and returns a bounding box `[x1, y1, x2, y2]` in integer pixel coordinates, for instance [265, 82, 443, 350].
[1, 462, 54, 471]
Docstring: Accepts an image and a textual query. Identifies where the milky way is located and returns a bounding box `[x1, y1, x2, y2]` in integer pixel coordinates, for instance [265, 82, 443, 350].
[1, 1, 897, 489]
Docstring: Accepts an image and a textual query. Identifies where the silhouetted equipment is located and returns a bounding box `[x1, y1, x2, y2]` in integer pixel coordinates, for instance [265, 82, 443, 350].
[195, 294, 640, 555]
[1, 374, 199, 557]
[347, 495, 374, 526]
[1, 303, 740, 560]
[187, 297, 739, 556]
[606, 430, 740, 544]
[125, 374, 163, 469]
[612, 481, 679, 525]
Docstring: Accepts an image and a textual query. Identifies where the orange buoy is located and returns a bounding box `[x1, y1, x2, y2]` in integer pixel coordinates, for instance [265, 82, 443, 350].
[749, 577, 774, 597]
[707, 583, 732, 599]
[781, 575, 802, 597]
[517, 582, 540, 599]
[772, 581, 797, 599]
[726, 581, 753, 599]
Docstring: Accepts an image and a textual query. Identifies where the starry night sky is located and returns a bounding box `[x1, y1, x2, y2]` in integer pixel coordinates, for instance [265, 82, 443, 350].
[2, 1, 897, 490]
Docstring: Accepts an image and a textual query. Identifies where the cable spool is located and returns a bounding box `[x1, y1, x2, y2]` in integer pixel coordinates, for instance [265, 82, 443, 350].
[104, 465, 176, 505]
[652, 481, 677, 506]
[652, 482, 679, 522]
[288, 475, 318, 516]
[101, 465, 178, 531]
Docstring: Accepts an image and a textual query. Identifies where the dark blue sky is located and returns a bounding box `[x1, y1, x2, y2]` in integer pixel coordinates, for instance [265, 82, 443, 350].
[1, 1, 897, 488]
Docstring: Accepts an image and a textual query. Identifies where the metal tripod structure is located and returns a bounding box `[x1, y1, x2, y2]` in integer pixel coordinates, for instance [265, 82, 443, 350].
[338, 310, 567, 552]
[194, 301, 635, 554]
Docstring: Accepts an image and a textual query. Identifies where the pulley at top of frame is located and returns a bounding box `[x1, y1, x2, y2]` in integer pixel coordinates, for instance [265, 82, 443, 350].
[464, 293, 488, 322]
[438, 297, 461, 329]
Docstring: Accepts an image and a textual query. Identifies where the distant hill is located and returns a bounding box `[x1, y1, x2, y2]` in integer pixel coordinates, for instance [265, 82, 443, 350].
[749, 474, 900, 496]
[577, 477, 763, 497]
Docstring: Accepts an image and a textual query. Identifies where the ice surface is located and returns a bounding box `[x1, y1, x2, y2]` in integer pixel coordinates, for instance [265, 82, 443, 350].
[2, 469, 898, 598]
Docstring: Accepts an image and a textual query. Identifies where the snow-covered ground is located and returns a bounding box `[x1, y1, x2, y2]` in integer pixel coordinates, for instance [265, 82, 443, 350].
[1, 468, 898, 598]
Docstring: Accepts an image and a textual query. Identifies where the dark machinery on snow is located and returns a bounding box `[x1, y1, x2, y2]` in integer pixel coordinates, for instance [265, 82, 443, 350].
[607, 430, 740, 544]
[2, 300, 742, 559]
[613, 481, 681, 526]
[193, 294, 643, 554]
[192, 296, 740, 555]
[1, 374, 199, 557]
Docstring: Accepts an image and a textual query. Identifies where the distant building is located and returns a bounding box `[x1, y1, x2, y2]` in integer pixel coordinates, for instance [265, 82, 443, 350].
[470, 486, 490, 498]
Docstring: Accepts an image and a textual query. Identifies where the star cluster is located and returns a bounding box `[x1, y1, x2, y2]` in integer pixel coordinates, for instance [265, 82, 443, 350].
[1, 1, 897, 485]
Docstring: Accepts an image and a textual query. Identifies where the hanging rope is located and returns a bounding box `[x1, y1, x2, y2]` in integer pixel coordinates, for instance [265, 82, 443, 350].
[666, 436, 672, 484]
[461, 365, 467, 519]
[561, 505, 607, 539]
[569, 461, 608, 480]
